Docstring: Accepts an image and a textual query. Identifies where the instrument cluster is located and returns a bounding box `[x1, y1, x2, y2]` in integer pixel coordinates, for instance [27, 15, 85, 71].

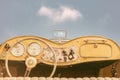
[10, 41, 79, 63]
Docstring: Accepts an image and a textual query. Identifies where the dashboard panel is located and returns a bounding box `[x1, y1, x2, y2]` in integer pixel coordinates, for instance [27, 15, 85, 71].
[0, 36, 120, 66]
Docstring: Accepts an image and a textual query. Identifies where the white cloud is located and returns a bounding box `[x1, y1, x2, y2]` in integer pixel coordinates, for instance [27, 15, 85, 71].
[38, 6, 82, 23]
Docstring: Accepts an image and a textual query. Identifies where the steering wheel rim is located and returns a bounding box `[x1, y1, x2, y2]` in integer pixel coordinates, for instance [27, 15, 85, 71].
[5, 38, 57, 77]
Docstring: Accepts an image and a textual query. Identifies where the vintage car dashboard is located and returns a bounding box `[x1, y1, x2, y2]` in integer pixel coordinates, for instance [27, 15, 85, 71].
[0, 35, 120, 66]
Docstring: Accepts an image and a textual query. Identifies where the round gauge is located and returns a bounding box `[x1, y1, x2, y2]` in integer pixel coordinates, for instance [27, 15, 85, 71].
[27, 42, 41, 56]
[11, 43, 25, 56]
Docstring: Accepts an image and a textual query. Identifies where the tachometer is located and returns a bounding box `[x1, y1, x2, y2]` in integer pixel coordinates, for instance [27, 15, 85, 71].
[27, 42, 41, 56]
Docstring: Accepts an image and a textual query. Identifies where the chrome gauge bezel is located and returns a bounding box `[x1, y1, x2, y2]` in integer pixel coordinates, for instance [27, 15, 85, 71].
[11, 43, 25, 57]
[27, 42, 41, 56]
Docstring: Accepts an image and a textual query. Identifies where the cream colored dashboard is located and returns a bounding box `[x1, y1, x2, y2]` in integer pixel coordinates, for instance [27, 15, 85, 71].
[0, 36, 120, 66]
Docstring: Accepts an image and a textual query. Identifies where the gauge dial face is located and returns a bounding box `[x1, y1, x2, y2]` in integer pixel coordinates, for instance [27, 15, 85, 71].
[27, 42, 41, 56]
[11, 43, 25, 56]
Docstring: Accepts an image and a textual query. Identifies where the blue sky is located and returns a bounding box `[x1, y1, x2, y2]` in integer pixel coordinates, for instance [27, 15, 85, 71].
[0, 0, 120, 45]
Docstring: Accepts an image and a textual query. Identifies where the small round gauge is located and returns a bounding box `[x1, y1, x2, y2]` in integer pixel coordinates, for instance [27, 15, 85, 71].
[27, 42, 41, 56]
[11, 43, 25, 56]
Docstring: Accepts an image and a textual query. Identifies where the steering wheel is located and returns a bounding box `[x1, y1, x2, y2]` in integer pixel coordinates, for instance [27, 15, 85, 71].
[5, 38, 57, 77]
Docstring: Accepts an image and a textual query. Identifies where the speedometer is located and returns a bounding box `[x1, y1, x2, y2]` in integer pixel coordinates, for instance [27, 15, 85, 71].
[27, 42, 41, 56]
[11, 43, 25, 56]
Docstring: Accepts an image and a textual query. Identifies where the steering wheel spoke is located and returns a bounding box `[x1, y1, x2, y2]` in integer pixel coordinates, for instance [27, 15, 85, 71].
[24, 68, 32, 77]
